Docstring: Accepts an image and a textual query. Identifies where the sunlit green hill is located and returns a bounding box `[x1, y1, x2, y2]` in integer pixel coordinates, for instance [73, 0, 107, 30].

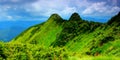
[0, 12, 120, 60]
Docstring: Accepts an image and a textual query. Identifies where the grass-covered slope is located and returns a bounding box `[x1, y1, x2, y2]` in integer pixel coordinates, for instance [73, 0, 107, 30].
[0, 12, 120, 60]
[12, 14, 64, 47]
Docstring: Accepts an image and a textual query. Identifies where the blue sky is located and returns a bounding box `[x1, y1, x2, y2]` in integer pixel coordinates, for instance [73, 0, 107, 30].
[0, 0, 120, 22]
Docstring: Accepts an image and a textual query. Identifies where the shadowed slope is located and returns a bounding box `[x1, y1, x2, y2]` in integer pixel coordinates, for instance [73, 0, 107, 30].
[107, 12, 120, 25]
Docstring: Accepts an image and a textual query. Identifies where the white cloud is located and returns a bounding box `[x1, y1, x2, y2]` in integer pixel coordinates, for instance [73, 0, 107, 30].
[26, 0, 120, 18]
[0, 0, 120, 21]
[62, 7, 77, 15]
[82, 2, 120, 16]
[82, 2, 106, 14]
[107, 6, 120, 15]
[25, 0, 77, 18]
[7, 16, 13, 19]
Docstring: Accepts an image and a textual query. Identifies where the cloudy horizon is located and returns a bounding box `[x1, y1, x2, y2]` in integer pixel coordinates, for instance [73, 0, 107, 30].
[0, 0, 120, 22]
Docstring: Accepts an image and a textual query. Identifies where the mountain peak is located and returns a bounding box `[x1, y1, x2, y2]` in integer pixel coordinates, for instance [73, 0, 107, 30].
[48, 13, 63, 22]
[51, 14, 61, 17]
[69, 12, 82, 21]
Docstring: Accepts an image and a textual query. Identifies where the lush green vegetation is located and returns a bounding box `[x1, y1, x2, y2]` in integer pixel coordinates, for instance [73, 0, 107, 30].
[0, 12, 120, 60]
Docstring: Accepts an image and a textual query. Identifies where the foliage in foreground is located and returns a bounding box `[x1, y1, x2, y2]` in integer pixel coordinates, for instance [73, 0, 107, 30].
[0, 42, 70, 60]
[0, 42, 120, 60]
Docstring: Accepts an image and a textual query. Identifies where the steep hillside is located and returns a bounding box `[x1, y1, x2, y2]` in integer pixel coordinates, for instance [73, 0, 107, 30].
[0, 12, 120, 60]
[12, 14, 64, 47]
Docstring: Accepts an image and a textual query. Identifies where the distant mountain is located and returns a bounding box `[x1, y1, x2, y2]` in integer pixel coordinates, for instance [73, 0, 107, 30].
[0, 26, 25, 42]
[0, 21, 43, 42]
[0, 12, 120, 60]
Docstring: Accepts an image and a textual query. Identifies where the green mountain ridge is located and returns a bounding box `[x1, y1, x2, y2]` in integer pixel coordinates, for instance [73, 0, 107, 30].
[108, 12, 120, 25]
[0, 12, 120, 60]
